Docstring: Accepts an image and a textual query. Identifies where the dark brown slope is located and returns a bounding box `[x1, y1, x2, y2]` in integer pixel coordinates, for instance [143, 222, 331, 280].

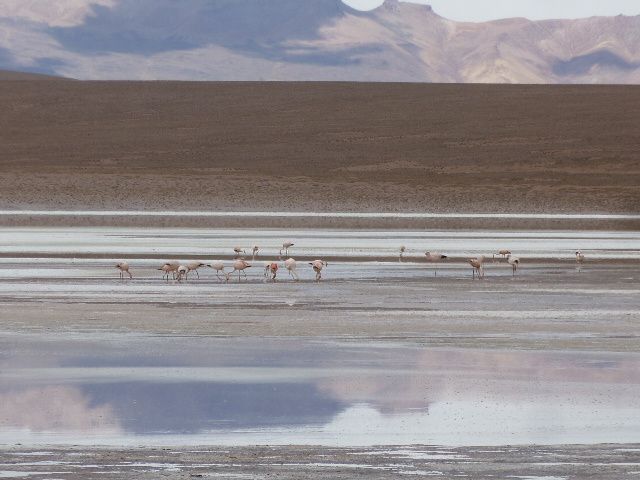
[0, 81, 639, 217]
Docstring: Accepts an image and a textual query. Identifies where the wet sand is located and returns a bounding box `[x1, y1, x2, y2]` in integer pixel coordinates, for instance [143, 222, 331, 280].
[1, 444, 639, 479]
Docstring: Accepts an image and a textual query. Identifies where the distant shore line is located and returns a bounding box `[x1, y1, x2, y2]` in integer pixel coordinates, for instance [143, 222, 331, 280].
[1, 210, 638, 231]
[1, 210, 639, 219]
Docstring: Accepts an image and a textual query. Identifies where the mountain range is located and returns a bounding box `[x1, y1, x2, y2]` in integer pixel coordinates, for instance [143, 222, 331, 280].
[1, 0, 640, 83]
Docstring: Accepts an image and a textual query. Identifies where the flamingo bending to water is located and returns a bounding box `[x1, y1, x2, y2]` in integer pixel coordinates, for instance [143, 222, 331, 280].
[284, 258, 299, 281]
[507, 254, 520, 276]
[469, 255, 485, 279]
[265, 262, 278, 282]
[309, 259, 328, 282]
[116, 262, 132, 280]
[207, 261, 227, 282]
[159, 262, 179, 282]
[176, 265, 188, 282]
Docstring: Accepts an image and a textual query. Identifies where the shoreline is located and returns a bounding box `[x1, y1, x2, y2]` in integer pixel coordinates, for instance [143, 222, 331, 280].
[1, 211, 639, 230]
[0, 444, 638, 479]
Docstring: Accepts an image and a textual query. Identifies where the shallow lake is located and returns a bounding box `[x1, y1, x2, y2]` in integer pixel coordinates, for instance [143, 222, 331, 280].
[1, 335, 639, 447]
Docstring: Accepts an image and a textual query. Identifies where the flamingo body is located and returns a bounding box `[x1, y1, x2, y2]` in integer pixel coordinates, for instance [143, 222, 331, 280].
[116, 262, 132, 279]
[309, 259, 328, 282]
[284, 258, 299, 281]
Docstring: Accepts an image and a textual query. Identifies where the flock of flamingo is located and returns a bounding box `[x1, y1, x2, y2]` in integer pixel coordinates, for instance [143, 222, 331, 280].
[114, 241, 587, 282]
[115, 241, 328, 283]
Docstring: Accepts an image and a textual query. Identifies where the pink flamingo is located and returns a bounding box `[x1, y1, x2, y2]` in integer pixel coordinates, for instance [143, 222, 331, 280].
[309, 259, 328, 282]
[425, 251, 447, 276]
[115, 262, 132, 280]
[228, 259, 251, 282]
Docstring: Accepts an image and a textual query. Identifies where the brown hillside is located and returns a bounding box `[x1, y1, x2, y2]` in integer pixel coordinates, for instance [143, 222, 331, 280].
[0, 81, 639, 215]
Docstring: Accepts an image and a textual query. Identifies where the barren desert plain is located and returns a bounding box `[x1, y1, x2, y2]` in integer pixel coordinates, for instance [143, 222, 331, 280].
[0, 77, 639, 479]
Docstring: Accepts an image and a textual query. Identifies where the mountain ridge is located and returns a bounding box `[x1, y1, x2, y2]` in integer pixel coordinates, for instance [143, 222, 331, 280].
[0, 0, 639, 83]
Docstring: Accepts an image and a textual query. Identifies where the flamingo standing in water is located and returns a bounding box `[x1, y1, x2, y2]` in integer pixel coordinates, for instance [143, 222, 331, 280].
[309, 259, 328, 282]
[186, 261, 205, 279]
[469, 255, 485, 279]
[265, 262, 279, 282]
[228, 259, 251, 282]
[507, 254, 520, 276]
[399, 246, 406, 263]
[158, 263, 173, 282]
[116, 262, 132, 280]
[207, 261, 227, 282]
[252, 246, 259, 261]
[576, 251, 585, 272]
[284, 258, 299, 281]
[159, 261, 179, 281]
[425, 252, 447, 276]
[176, 265, 188, 282]
[494, 249, 511, 261]
[280, 242, 294, 258]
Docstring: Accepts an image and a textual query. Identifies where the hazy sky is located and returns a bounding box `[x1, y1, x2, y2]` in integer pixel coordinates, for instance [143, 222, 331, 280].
[342, 0, 640, 21]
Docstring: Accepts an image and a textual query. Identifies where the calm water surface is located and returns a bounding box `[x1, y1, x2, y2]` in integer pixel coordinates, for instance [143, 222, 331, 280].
[1, 335, 638, 447]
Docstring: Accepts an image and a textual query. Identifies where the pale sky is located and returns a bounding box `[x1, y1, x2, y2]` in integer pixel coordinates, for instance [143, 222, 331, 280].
[342, 0, 640, 21]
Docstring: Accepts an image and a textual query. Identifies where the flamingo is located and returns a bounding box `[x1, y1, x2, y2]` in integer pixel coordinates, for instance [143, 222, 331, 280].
[576, 250, 585, 272]
[507, 254, 520, 276]
[284, 258, 299, 281]
[115, 262, 132, 280]
[309, 259, 328, 282]
[252, 246, 259, 261]
[265, 262, 279, 282]
[159, 262, 179, 282]
[399, 246, 406, 263]
[280, 241, 294, 258]
[469, 255, 485, 279]
[164, 261, 180, 279]
[425, 252, 447, 276]
[228, 259, 251, 282]
[176, 265, 188, 282]
[207, 261, 227, 282]
[494, 249, 511, 261]
[186, 261, 205, 279]
[233, 247, 245, 259]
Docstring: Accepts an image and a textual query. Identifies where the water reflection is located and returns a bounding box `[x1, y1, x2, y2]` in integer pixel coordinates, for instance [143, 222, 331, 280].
[1, 336, 639, 446]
